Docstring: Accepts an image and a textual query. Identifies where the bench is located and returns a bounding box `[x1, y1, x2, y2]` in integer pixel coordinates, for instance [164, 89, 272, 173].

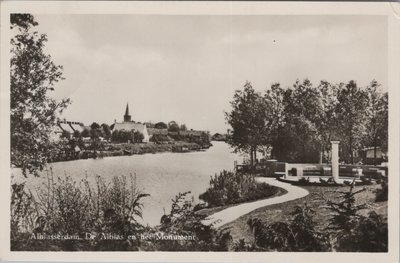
[274, 172, 286, 178]
[303, 166, 322, 176]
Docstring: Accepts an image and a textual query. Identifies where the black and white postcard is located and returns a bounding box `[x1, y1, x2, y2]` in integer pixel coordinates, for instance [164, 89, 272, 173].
[0, 1, 399, 262]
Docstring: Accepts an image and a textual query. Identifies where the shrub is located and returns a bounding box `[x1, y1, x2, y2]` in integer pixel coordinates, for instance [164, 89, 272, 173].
[199, 170, 281, 207]
[320, 182, 388, 252]
[297, 177, 310, 185]
[151, 192, 231, 251]
[375, 179, 388, 202]
[247, 204, 330, 251]
[149, 134, 170, 143]
[360, 176, 372, 185]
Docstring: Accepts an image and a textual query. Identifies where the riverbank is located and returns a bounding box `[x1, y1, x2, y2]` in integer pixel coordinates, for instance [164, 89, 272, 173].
[49, 141, 211, 163]
[102, 141, 208, 156]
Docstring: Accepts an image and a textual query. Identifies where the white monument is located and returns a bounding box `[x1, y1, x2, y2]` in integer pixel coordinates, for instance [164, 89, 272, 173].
[331, 141, 340, 184]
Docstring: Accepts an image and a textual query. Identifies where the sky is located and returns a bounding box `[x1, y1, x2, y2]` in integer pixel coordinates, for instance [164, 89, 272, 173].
[33, 15, 387, 134]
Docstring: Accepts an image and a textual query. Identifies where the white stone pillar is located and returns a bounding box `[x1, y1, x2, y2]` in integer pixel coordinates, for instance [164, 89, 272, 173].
[331, 141, 340, 183]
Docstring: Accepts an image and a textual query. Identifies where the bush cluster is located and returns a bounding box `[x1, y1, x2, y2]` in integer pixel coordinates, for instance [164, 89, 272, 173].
[375, 177, 388, 202]
[143, 192, 232, 251]
[199, 170, 281, 207]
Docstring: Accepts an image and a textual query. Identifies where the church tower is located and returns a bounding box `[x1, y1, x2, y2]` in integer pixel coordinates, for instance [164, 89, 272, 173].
[124, 103, 132, 122]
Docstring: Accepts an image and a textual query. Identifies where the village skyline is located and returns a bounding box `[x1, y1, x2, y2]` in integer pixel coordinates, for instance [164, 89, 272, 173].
[34, 14, 387, 134]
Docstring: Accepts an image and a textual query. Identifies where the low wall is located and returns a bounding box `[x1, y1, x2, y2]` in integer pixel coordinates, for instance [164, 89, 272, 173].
[236, 161, 388, 179]
[285, 163, 388, 178]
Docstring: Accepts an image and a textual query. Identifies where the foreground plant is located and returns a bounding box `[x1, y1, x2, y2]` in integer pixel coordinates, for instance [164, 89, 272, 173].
[247, 204, 330, 252]
[149, 191, 232, 251]
[319, 182, 388, 252]
[11, 172, 149, 251]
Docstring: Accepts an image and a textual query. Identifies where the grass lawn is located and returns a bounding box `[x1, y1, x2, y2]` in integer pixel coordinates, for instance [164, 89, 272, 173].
[220, 182, 387, 243]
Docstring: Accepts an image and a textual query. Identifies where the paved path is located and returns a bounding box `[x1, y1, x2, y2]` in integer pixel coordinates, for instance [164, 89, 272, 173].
[202, 177, 309, 228]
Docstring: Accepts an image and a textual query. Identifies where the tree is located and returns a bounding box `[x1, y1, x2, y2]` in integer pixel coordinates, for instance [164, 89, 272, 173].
[180, 124, 187, 131]
[364, 81, 388, 165]
[10, 14, 70, 176]
[168, 121, 180, 132]
[60, 130, 71, 140]
[111, 130, 120, 142]
[73, 130, 81, 139]
[133, 131, 144, 143]
[101, 123, 111, 141]
[336, 81, 369, 164]
[279, 79, 323, 163]
[81, 129, 90, 138]
[154, 122, 168, 129]
[90, 122, 101, 130]
[225, 82, 271, 166]
[90, 129, 99, 140]
[315, 80, 340, 163]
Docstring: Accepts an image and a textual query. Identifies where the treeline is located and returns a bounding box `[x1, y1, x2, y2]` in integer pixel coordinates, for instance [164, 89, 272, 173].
[226, 79, 388, 165]
[111, 130, 144, 143]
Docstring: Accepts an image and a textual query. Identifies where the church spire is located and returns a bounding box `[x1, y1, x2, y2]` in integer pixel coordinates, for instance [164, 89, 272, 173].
[124, 103, 131, 122]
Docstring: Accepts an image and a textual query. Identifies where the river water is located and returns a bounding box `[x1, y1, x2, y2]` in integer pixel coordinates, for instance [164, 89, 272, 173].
[12, 141, 242, 226]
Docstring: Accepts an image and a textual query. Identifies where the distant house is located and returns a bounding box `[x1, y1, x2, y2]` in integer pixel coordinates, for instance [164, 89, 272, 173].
[69, 122, 85, 133]
[112, 103, 150, 143]
[147, 128, 168, 137]
[179, 130, 204, 137]
[211, 133, 227, 141]
[50, 120, 86, 141]
[361, 146, 387, 165]
[58, 121, 74, 134]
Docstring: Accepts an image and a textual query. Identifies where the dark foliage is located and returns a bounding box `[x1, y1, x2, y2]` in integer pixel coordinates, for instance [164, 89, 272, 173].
[147, 192, 232, 251]
[375, 177, 388, 202]
[247, 204, 330, 251]
[199, 170, 281, 207]
[320, 182, 388, 252]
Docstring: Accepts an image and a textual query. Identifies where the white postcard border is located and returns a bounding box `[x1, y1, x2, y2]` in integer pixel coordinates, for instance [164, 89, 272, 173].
[0, 1, 399, 262]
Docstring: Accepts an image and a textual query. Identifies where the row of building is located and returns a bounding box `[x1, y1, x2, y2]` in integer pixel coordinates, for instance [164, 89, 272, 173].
[50, 103, 207, 143]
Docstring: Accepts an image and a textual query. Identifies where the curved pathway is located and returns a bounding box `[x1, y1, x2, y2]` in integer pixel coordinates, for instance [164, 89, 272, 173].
[202, 177, 309, 228]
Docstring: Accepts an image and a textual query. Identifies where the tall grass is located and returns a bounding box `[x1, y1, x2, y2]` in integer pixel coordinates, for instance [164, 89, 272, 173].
[11, 170, 149, 250]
